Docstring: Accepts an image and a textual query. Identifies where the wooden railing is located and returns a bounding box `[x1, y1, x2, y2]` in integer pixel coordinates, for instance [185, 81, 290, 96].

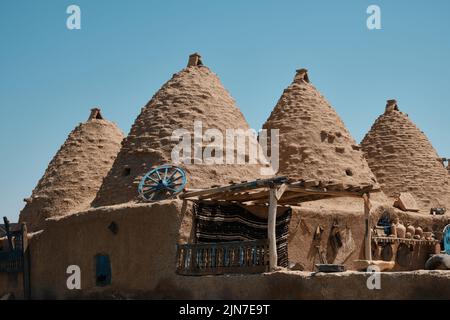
[0, 221, 26, 273]
[0, 250, 23, 273]
[0, 220, 30, 299]
[176, 239, 269, 275]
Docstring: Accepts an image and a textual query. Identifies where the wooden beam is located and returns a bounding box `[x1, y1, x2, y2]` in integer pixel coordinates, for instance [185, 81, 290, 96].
[205, 190, 238, 201]
[278, 194, 335, 205]
[222, 190, 270, 202]
[268, 188, 278, 271]
[276, 191, 303, 203]
[363, 193, 372, 261]
[275, 183, 287, 201]
[181, 176, 287, 199]
[286, 185, 363, 198]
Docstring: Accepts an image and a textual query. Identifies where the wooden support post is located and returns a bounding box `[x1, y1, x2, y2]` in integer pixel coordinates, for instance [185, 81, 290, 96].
[21, 223, 31, 300]
[363, 193, 372, 261]
[3, 217, 13, 251]
[268, 188, 278, 270]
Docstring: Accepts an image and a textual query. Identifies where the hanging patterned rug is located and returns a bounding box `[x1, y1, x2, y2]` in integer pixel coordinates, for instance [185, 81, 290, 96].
[194, 201, 292, 267]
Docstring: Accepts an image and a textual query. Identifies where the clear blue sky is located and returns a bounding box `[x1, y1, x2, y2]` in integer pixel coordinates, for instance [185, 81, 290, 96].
[1, 0, 450, 222]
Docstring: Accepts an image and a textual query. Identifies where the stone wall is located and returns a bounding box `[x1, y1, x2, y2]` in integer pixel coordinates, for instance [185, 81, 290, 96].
[10, 199, 450, 299]
[28, 200, 193, 299]
[0, 272, 23, 299]
[145, 270, 450, 300]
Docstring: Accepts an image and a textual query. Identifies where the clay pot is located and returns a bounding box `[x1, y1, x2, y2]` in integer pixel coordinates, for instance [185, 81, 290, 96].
[423, 231, 433, 240]
[406, 225, 415, 236]
[390, 223, 397, 237]
[405, 232, 412, 239]
[396, 222, 406, 238]
[415, 226, 423, 238]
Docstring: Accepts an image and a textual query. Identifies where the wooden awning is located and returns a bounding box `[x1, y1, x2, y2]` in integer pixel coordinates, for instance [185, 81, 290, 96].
[180, 176, 380, 205]
[180, 176, 379, 271]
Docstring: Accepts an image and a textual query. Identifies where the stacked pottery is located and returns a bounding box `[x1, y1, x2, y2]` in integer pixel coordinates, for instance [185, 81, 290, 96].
[390, 221, 397, 238]
[396, 220, 406, 238]
[406, 224, 415, 239]
[415, 226, 423, 240]
[423, 231, 433, 241]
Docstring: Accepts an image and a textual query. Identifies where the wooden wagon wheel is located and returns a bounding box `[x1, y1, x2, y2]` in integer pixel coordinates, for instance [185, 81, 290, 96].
[138, 165, 187, 201]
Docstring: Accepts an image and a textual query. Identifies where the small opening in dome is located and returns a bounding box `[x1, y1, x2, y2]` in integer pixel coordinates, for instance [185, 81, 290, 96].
[108, 221, 118, 235]
[123, 168, 131, 176]
[345, 169, 353, 176]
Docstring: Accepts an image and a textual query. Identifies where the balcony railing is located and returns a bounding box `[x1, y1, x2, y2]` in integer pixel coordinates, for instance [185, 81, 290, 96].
[0, 250, 23, 273]
[176, 239, 269, 275]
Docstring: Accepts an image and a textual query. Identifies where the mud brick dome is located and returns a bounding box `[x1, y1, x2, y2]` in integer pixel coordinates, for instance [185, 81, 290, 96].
[92, 53, 266, 207]
[262, 69, 377, 186]
[361, 100, 450, 212]
[19, 109, 124, 231]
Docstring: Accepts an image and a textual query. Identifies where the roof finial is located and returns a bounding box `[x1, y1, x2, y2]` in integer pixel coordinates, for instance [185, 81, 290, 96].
[294, 68, 310, 83]
[385, 99, 399, 113]
[88, 107, 103, 121]
[187, 53, 203, 67]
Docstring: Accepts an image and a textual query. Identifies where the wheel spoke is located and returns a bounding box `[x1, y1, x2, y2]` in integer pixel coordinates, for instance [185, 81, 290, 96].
[168, 169, 178, 180]
[166, 186, 177, 192]
[143, 180, 158, 186]
[147, 176, 159, 184]
[164, 167, 168, 180]
[173, 175, 184, 183]
[168, 183, 182, 189]
[169, 182, 182, 186]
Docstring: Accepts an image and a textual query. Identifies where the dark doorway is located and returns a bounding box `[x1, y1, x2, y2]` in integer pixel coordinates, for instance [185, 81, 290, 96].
[95, 254, 111, 286]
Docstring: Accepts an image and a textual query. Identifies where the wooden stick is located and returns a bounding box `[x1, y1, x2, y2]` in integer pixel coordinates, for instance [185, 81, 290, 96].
[181, 176, 287, 199]
[363, 193, 372, 261]
[287, 186, 364, 198]
[275, 183, 287, 201]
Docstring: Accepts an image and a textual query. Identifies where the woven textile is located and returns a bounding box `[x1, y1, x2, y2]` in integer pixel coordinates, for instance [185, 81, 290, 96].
[194, 202, 291, 267]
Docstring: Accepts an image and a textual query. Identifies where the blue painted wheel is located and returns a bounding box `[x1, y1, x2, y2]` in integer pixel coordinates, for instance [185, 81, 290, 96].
[443, 225, 450, 255]
[138, 165, 187, 201]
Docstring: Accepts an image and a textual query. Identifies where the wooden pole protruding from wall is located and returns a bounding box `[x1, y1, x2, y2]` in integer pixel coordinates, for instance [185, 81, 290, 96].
[268, 188, 278, 270]
[363, 193, 372, 261]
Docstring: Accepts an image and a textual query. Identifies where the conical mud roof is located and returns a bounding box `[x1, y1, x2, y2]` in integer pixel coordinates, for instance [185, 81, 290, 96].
[19, 109, 124, 231]
[361, 100, 450, 211]
[262, 69, 377, 187]
[92, 54, 266, 207]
